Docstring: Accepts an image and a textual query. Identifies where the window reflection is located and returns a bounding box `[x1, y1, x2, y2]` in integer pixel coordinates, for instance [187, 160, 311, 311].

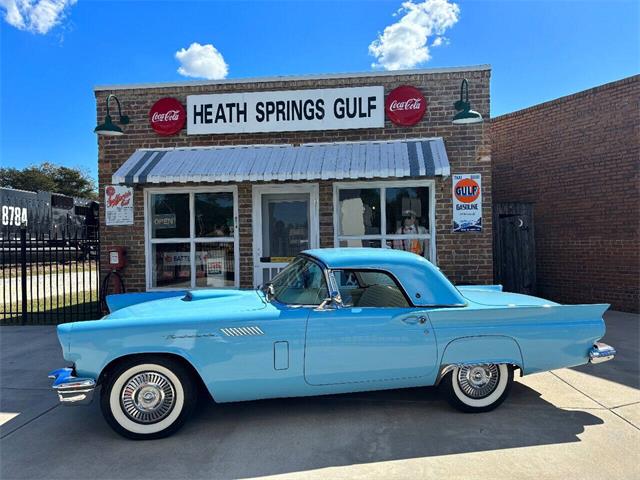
[195, 192, 234, 238]
[335, 185, 433, 262]
[262, 194, 310, 258]
[386, 187, 430, 234]
[151, 194, 190, 239]
[338, 189, 380, 236]
[152, 243, 191, 288]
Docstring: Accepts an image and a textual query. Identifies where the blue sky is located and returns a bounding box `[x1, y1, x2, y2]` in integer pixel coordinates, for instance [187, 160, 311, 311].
[1, 0, 638, 181]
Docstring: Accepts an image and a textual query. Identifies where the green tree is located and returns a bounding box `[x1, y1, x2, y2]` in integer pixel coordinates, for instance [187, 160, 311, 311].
[0, 162, 97, 199]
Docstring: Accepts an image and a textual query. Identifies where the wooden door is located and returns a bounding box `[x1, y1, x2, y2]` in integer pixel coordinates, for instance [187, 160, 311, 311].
[493, 203, 536, 295]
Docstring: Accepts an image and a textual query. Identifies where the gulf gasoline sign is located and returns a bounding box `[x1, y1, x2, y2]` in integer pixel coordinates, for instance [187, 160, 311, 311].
[452, 173, 482, 232]
[187, 86, 384, 134]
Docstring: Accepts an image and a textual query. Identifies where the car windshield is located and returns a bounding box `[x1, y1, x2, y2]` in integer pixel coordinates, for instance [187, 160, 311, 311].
[268, 256, 328, 305]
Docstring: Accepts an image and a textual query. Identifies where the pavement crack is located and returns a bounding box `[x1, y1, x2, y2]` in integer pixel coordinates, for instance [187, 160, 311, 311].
[610, 400, 640, 410]
[0, 403, 60, 439]
[550, 371, 640, 431]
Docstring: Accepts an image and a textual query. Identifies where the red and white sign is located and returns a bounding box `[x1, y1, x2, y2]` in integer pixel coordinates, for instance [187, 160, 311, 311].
[385, 86, 427, 126]
[105, 185, 134, 226]
[149, 97, 186, 136]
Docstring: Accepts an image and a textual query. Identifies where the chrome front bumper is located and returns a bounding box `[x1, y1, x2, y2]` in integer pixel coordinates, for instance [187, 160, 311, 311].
[589, 342, 616, 364]
[48, 367, 96, 405]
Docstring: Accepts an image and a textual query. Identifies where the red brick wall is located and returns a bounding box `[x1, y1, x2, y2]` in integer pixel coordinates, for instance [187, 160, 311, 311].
[492, 75, 640, 312]
[97, 68, 492, 291]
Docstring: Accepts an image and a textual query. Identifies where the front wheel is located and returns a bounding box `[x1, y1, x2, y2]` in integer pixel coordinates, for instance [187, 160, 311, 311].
[440, 363, 513, 413]
[100, 356, 197, 440]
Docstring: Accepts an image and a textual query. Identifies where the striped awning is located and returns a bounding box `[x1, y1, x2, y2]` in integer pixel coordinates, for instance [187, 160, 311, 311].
[112, 138, 450, 185]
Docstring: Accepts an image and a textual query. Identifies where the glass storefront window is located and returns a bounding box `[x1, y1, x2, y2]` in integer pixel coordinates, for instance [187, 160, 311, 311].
[195, 192, 234, 237]
[386, 187, 430, 234]
[195, 242, 235, 288]
[335, 182, 434, 262]
[148, 190, 237, 289]
[339, 239, 382, 248]
[152, 243, 191, 289]
[151, 193, 189, 239]
[338, 189, 380, 236]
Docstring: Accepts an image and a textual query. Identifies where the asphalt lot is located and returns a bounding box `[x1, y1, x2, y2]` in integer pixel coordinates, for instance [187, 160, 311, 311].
[1, 311, 638, 480]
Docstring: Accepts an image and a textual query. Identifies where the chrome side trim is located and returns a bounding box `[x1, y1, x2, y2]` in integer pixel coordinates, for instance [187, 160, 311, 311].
[48, 367, 96, 406]
[220, 326, 265, 337]
[589, 342, 616, 364]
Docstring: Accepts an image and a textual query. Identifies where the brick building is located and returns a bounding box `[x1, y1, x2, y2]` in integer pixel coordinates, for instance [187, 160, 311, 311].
[492, 75, 639, 312]
[96, 66, 492, 293]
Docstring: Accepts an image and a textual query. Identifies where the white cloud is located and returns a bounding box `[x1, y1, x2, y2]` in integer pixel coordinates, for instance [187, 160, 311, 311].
[175, 42, 229, 80]
[432, 36, 449, 47]
[0, 0, 77, 34]
[369, 0, 460, 71]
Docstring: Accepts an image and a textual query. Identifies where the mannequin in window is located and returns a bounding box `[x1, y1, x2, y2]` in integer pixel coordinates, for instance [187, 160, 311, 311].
[393, 210, 428, 256]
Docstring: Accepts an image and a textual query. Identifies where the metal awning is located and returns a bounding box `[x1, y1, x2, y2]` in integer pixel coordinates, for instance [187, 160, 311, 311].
[112, 138, 450, 185]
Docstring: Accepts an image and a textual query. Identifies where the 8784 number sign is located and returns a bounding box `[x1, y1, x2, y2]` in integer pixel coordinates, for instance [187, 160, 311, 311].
[1, 205, 28, 227]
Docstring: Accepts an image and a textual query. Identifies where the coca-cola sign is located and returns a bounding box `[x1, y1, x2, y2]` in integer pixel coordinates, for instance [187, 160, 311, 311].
[149, 97, 186, 136]
[385, 86, 427, 126]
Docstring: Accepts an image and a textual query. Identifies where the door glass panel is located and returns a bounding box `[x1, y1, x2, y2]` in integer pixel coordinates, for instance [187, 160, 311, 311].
[151, 243, 191, 288]
[261, 193, 310, 259]
[150, 193, 190, 239]
[195, 192, 234, 238]
[338, 188, 380, 235]
[195, 242, 235, 287]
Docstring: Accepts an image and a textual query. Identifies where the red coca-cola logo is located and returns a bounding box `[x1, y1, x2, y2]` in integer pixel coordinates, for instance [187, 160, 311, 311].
[149, 97, 186, 136]
[385, 86, 427, 126]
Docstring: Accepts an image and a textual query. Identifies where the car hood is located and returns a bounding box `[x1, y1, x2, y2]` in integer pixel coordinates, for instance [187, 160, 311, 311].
[104, 289, 268, 322]
[457, 286, 560, 307]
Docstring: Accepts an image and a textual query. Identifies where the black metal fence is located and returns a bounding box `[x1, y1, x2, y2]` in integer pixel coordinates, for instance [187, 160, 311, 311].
[1, 226, 101, 324]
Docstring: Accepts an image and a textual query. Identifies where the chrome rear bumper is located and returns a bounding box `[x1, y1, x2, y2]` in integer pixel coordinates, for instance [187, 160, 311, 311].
[48, 367, 96, 405]
[589, 342, 616, 364]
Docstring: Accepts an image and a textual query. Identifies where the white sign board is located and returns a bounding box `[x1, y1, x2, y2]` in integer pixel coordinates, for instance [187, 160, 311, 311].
[105, 185, 134, 226]
[452, 173, 482, 232]
[187, 86, 384, 135]
[205, 253, 226, 287]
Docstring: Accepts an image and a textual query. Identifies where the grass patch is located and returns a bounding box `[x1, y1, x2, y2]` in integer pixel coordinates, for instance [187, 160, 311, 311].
[2, 260, 98, 279]
[1, 289, 101, 325]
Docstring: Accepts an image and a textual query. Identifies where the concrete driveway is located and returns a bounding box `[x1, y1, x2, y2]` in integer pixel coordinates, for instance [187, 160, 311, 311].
[1, 311, 638, 480]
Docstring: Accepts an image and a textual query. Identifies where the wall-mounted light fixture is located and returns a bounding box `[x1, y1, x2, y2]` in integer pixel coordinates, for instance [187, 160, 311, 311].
[94, 94, 130, 136]
[452, 79, 483, 125]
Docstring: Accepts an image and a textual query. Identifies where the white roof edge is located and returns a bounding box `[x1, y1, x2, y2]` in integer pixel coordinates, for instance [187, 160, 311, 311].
[132, 137, 445, 152]
[94, 65, 491, 92]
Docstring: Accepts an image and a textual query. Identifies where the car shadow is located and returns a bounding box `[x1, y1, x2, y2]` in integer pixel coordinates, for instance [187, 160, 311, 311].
[170, 381, 603, 479]
[0, 380, 605, 480]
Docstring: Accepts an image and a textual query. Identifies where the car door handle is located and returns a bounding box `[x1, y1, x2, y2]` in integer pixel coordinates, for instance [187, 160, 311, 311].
[402, 316, 427, 325]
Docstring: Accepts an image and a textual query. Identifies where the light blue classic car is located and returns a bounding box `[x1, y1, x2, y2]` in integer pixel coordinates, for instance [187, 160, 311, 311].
[49, 248, 615, 439]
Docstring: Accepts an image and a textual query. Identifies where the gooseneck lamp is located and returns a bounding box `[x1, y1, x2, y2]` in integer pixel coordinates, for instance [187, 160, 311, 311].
[452, 79, 483, 125]
[94, 94, 130, 136]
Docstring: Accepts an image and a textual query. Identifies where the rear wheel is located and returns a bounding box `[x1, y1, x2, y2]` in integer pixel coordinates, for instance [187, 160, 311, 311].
[441, 363, 513, 413]
[100, 356, 197, 440]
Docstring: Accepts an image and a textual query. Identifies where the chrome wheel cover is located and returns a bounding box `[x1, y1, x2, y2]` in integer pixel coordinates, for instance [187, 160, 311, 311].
[457, 364, 500, 399]
[120, 371, 176, 424]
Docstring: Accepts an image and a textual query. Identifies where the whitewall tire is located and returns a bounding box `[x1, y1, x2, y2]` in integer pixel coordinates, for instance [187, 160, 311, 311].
[441, 363, 513, 413]
[100, 356, 197, 440]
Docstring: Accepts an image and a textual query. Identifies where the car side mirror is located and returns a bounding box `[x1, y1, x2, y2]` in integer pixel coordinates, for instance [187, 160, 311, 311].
[315, 290, 343, 311]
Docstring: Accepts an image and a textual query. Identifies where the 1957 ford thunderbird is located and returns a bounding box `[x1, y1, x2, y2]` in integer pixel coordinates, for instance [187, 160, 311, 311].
[49, 248, 616, 439]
